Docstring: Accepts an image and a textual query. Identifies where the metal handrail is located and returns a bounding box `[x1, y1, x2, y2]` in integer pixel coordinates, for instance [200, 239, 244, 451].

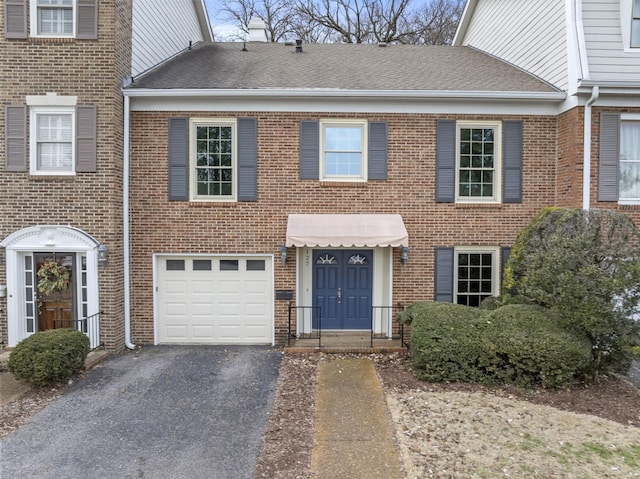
[53, 311, 103, 350]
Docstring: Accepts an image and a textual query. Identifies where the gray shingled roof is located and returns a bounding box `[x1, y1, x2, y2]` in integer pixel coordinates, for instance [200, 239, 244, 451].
[128, 42, 557, 93]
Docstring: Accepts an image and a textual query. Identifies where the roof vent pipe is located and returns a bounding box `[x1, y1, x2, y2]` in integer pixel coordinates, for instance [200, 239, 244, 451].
[295, 39, 303, 53]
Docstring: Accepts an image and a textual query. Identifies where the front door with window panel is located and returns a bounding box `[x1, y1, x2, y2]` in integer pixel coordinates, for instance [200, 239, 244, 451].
[312, 250, 373, 330]
[33, 253, 76, 332]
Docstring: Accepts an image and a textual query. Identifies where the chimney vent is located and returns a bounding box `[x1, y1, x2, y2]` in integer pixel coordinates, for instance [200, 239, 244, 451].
[295, 39, 303, 53]
[247, 17, 268, 42]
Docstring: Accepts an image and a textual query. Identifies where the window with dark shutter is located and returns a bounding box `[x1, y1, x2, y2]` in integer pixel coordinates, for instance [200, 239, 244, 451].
[368, 121, 388, 180]
[435, 120, 455, 202]
[76, 106, 97, 172]
[5, 0, 27, 39]
[434, 247, 454, 303]
[5, 106, 27, 172]
[76, 0, 98, 39]
[300, 121, 319, 179]
[237, 117, 257, 201]
[168, 117, 189, 201]
[599, 112, 621, 202]
[502, 121, 523, 203]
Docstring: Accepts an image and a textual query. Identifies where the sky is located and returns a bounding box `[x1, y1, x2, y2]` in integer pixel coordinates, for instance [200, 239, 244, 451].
[204, 0, 244, 41]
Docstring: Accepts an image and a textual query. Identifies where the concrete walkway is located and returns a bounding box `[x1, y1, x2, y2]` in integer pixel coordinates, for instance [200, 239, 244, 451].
[311, 358, 404, 479]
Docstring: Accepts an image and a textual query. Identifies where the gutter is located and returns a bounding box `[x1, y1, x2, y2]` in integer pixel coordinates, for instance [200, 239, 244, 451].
[122, 88, 566, 102]
[123, 94, 135, 350]
[583, 85, 599, 210]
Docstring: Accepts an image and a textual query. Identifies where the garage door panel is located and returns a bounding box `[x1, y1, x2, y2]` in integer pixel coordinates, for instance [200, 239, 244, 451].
[157, 256, 272, 344]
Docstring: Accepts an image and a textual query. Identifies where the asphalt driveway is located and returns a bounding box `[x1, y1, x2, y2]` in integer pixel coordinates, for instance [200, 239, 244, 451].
[0, 346, 282, 479]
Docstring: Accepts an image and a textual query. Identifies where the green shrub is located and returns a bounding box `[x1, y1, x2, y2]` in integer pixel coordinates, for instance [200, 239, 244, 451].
[485, 305, 592, 388]
[8, 329, 90, 387]
[407, 302, 592, 389]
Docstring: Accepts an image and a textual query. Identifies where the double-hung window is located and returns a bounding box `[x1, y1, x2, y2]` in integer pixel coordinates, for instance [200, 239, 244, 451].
[32, 0, 73, 37]
[620, 117, 640, 202]
[455, 247, 499, 307]
[29, 106, 75, 175]
[320, 120, 367, 182]
[191, 119, 237, 201]
[456, 121, 502, 203]
[632, 0, 640, 47]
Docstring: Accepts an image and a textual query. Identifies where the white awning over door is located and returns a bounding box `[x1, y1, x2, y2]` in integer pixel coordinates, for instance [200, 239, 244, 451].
[286, 214, 409, 248]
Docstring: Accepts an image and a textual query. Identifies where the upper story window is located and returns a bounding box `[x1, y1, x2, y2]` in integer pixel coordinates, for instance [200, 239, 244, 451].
[35, 0, 73, 36]
[620, 118, 640, 201]
[632, 0, 640, 47]
[456, 121, 502, 203]
[31, 107, 75, 174]
[320, 120, 368, 181]
[190, 119, 237, 201]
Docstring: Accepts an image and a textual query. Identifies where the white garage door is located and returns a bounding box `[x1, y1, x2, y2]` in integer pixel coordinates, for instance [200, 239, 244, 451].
[156, 256, 273, 344]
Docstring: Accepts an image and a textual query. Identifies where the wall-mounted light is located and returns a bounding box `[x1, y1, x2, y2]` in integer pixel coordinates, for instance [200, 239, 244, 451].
[280, 245, 288, 265]
[98, 243, 109, 266]
[400, 246, 410, 265]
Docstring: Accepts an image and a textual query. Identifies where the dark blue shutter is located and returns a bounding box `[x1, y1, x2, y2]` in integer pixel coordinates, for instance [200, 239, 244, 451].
[500, 246, 511, 294]
[436, 120, 455, 202]
[5, 0, 27, 39]
[76, 106, 96, 172]
[76, 0, 98, 39]
[502, 121, 523, 203]
[434, 247, 454, 303]
[238, 117, 257, 201]
[168, 117, 189, 201]
[5, 105, 27, 172]
[368, 121, 388, 180]
[598, 112, 620, 202]
[300, 121, 319, 179]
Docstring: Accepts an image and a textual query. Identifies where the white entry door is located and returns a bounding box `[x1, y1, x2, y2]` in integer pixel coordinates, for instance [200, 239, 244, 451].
[156, 256, 273, 344]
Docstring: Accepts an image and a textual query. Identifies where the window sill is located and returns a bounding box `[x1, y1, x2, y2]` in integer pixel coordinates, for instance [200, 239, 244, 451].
[454, 203, 503, 209]
[188, 201, 238, 208]
[319, 181, 368, 188]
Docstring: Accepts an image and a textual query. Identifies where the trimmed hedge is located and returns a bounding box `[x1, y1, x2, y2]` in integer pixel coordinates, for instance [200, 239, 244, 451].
[402, 302, 592, 389]
[8, 329, 90, 387]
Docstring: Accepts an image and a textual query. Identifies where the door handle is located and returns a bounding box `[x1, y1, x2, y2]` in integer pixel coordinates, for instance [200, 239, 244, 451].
[337, 287, 342, 303]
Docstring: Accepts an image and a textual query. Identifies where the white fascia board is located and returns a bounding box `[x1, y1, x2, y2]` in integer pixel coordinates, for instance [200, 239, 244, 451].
[193, 0, 214, 41]
[124, 88, 565, 115]
[123, 88, 565, 101]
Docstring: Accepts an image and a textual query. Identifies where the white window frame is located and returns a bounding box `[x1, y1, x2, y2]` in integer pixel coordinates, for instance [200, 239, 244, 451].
[29, 105, 76, 176]
[190, 118, 237, 202]
[320, 119, 368, 182]
[455, 120, 502, 204]
[453, 246, 500, 307]
[30, 0, 76, 38]
[619, 113, 640, 204]
[621, 0, 640, 50]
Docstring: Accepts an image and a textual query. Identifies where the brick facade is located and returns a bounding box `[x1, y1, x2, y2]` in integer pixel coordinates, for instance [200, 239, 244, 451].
[0, 1, 132, 351]
[128, 110, 559, 345]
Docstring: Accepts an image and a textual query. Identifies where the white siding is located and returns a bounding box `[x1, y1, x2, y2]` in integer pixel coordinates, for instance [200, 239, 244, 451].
[582, 0, 640, 82]
[460, 0, 569, 91]
[132, 0, 207, 77]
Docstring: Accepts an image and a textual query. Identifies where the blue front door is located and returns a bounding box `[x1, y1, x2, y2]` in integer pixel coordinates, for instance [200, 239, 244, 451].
[312, 250, 373, 329]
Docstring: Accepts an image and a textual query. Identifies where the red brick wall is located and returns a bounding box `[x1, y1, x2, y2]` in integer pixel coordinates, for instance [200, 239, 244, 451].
[129, 111, 559, 345]
[0, 1, 132, 350]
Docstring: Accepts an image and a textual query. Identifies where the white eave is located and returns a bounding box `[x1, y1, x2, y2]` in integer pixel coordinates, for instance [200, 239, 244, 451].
[123, 88, 565, 102]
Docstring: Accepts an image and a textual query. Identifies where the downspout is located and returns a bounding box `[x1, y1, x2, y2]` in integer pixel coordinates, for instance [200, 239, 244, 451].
[582, 85, 599, 210]
[123, 94, 136, 349]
